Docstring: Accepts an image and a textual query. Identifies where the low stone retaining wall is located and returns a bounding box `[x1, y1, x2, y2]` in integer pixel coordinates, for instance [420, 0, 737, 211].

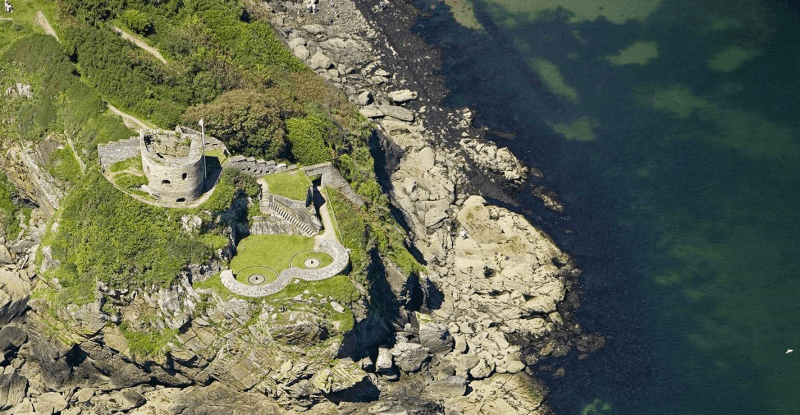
[227, 155, 296, 177]
[302, 162, 365, 207]
[220, 239, 350, 297]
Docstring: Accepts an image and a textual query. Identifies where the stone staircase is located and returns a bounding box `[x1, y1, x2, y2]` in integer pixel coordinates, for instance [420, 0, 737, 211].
[261, 194, 317, 237]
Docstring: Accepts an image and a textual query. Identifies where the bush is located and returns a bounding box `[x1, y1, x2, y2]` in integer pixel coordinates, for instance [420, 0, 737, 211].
[286, 115, 335, 165]
[50, 170, 215, 288]
[48, 146, 82, 183]
[0, 173, 20, 238]
[197, 167, 258, 213]
[121, 9, 153, 34]
[182, 89, 291, 159]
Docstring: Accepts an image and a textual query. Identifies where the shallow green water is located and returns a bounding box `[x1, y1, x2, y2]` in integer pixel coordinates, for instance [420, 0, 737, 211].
[414, 0, 800, 413]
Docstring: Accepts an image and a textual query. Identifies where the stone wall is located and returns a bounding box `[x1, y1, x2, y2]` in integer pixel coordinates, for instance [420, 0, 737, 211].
[302, 162, 365, 207]
[220, 239, 349, 297]
[140, 128, 205, 202]
[226, 156, 294, 177]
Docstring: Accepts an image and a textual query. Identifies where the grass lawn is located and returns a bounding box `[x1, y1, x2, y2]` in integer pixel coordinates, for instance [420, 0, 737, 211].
[206, 149, 227, 165]
[231, 234, 315, 275]
[1, 0, 61, 34]
[291, 250, 333, 269]
[110, 157, 143, 174]
[236, 266, 278, 284]
[263, 170, 311, 201]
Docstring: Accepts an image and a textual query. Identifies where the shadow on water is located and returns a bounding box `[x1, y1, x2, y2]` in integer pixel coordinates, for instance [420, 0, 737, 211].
[413, 0, 800, 414]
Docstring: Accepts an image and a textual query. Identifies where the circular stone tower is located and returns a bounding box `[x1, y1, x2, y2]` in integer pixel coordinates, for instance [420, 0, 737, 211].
[140, 127, 205, 203]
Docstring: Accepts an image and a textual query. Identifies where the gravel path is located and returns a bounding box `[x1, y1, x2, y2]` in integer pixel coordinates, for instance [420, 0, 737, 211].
[34, 11, 58, 42]
[112, 25, 167, 64]
[107, 103, 151, 130]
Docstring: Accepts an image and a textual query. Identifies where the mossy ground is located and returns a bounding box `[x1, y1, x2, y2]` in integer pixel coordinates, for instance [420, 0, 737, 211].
[263, 170, 311, 201]
[231, 234, 315, 276]
[291, 250, 333, 269]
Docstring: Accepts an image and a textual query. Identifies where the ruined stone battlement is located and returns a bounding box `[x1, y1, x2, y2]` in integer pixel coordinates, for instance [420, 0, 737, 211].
[140, 127, 205, 203]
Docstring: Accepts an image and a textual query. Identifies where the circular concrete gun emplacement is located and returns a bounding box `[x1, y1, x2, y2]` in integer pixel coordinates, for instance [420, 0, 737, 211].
[221, 240, 350, 297]
[291, 250, 333, 270]
[235, 266, 278, 286]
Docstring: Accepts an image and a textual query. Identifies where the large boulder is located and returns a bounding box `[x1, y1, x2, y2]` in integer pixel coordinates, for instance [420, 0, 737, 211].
[377, 105, 414, 122]
[388, 89, 417, 103]
[0, 265, 30, 325]
[309, 51, 333, 70]
[428, 375, 467, 396]
[418, 322, 454, 354]
[0, 325, 26, 362]
[390, 342, 430, 373]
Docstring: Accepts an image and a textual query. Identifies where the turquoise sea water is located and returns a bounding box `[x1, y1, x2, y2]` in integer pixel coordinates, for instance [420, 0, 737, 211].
[413, 0, 800, 413]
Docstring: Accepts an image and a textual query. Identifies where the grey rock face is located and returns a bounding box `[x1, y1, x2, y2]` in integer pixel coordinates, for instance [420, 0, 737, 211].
[418, 323, 454, 354]
[309, 51, 333, 70]
[269, 311, 330, 346]
[357, 90, 373, 105]
[0, 266, 30, 325]
[390, 342, 430, 373]
[0, 373, 27, 410]
[377, 105, 414, 122]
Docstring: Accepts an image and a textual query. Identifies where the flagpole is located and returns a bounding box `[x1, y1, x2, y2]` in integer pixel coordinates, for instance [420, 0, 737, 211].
[200, 119, 206, 180]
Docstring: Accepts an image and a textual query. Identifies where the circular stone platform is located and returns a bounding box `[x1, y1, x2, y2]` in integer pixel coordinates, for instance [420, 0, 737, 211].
[303, 258, 321, 268]
[235, 266, 278, 286]
[248, 274, 267, 285]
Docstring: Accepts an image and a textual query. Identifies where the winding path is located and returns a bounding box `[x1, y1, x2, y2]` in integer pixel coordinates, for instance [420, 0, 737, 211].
[34, 11, 59, 42]
[107, 103, 152, 131]
[112, 26, 167, 64]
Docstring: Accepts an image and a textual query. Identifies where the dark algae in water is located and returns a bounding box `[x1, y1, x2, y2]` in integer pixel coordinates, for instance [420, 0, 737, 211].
[413, 0, 800, 413]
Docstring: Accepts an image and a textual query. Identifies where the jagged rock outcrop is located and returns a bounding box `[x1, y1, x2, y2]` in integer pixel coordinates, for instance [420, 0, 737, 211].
[0, 265, 30, 326]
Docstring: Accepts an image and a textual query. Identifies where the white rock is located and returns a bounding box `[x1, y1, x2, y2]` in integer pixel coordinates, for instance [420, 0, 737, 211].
[309, 51, 332, 70]
[388, 89, 418, 103]
[330, 301, 345, 313]
[357, 90, 373, 106]
[293, 44, 310, 60]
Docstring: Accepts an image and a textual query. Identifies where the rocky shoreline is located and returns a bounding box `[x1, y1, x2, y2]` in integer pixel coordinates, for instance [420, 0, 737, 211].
[0, 1, 603, 413]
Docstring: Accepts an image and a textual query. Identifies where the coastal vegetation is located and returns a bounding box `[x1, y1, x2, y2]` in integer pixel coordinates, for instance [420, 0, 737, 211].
[262, 169, 311, 201]
[45, 170, 217, 289]
[0, 172, 22, 238]
[1, 0, 418, 355]
[231, 234, 314, 276]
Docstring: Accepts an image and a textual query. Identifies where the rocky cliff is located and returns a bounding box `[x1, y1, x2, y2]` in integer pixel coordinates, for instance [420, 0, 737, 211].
[0, 1, 600, 414]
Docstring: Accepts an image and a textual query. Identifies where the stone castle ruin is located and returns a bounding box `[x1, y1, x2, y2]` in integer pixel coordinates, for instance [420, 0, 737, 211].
[139, 127, 206, 203]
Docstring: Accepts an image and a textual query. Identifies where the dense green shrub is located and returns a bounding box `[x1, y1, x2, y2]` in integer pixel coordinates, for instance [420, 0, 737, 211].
[120, 9, 153, 34]
[50, 170, 215, 288]
[1, 34, 132, 157]
[286, 115, 335, 165]
[0, 173, 20, 238]
[182, 89, 292, 159]
[197, 167, 259, 213]
[48, 146, 82, 183]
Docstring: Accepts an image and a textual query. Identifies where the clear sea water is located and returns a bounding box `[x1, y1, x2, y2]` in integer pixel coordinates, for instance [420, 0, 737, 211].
[413, 0, 800, 413]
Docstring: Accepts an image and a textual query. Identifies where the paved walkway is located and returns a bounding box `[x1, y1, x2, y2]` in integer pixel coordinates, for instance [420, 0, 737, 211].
[314, 186, 339, 247]
[112, 26, 167, 64]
